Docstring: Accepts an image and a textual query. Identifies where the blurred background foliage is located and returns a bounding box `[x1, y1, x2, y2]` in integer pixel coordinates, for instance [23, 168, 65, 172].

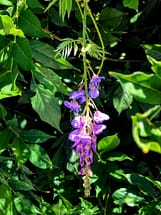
[0, 0, 161, 214]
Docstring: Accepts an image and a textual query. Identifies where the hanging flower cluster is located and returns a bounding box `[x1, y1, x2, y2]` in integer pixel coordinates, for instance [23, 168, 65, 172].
[64, 74, 109, 196]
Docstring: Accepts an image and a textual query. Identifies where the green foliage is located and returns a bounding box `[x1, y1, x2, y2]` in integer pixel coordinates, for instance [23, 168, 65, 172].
[0, 0, 160, 214]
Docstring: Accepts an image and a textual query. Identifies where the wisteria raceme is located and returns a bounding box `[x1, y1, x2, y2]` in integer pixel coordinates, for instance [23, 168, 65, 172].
[64, 74, 109, 196]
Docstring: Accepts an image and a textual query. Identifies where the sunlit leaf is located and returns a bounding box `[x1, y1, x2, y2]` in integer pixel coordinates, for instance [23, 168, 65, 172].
[29, 144, 52, 169]
[0, 184, 13, 215]
[98, 134, 120, 154]
[14, 194, 40, 214]
[0, 15, 24, 37]
[123, 0, 139, 11]
[110, 71, 161, 104]
[112, 187, 144, 207]
[31, 84, 61, 131]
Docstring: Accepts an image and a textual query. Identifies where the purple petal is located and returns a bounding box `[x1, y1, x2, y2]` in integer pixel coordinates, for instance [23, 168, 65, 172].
[91, 135, 97, 153]
[71, 116, 86, 128]
[94, 111, 110, 123]
[68, 129, 80, 142]
[92, 124, 106, 135]
[69, 89, 85, 100]
[64, 100, 80, 113]
[89, 88, 99, 99]
[89, 75, 105, 86]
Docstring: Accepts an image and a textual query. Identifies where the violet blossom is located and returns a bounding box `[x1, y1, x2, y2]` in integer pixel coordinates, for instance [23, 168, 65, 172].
[64, 74, 109, 197]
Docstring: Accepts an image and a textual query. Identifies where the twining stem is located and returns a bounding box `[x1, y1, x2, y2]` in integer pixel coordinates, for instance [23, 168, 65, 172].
[86, 4, 105, 75]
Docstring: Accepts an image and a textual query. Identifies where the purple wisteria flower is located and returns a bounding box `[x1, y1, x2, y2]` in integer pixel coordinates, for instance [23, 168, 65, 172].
[64, 100, 80, 113]
[89, 75, 105, 99]
[64, 74, 109, 197]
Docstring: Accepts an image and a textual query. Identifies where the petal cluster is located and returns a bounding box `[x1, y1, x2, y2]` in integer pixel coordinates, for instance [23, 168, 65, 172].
[64, 74, 109, 196]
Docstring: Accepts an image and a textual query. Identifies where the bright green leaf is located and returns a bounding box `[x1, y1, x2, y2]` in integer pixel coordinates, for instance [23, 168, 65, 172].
[29, 144, 52, 169]
[124, 173, 157, 196]
[98, 134, 120, 154]
[0, 0, 13, 6]
[123, 0, 139, 11]
[106, 152, 133, 162]
[0, 15, 24, 37]
[0, 184, 13, 215]
[31, 84, 61, 131]
[109, 71, 161, 104]
[20, 129, 55, 143]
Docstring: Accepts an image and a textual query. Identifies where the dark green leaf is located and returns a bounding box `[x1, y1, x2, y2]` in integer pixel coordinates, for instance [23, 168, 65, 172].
[12, 137, 29, 167]
[18, 9, 48, 38]
[124, 173, 157, 196]
[31, 84, 62, 132]
[33, 66, 70, 95]
[30, 40, 78, 70]
[9, 178, 34, 191]
[29, 144, 52, 169]
[13, 37, 33, 71]
[0, 129, 12, 153]
[98, 134, 120, 154]
[20, 129, 55, 143]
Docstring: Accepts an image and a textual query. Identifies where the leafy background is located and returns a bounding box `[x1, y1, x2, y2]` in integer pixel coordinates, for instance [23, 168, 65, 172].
[0, 0, 161, 214]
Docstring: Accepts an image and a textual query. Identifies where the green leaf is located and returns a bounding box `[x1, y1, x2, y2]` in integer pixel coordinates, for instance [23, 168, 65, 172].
[12, 137, 29, 167]
[0, 184, 13, 215]
[112, 187, 144, 207]
[0, 129, 12, 154]
[30, 40, 77, 70]
[14, 194, 39, 214]
[0, 83, 21, 99]
[124, 173, 157, 196]
[18, 8, 48, 38]
[106, 152, 133, 162]
[20, 129, 55, 143]
[109, 71, 161, 104]
[26, 0, 44, 12]
[0, 0, 13, 6]
[33, 66, 70, 95]
[132, 106, 161, 154]
[0, 103, 7, 120]
[29, 144, 52, 169]
[123, 0, 139, 11]
[113, 85, 133, 114]
[99, 7, 126, 29]
[8, 178, 34, 191]
[31, 84, 62, 131]
[13, 37, 33, 71]
[98, 134, 120, 154]
[144, 44, 161, 79]
[0, 15, 24, 37]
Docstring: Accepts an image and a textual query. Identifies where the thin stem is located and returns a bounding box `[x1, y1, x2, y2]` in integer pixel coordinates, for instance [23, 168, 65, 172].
[86, 4, 105, 75]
